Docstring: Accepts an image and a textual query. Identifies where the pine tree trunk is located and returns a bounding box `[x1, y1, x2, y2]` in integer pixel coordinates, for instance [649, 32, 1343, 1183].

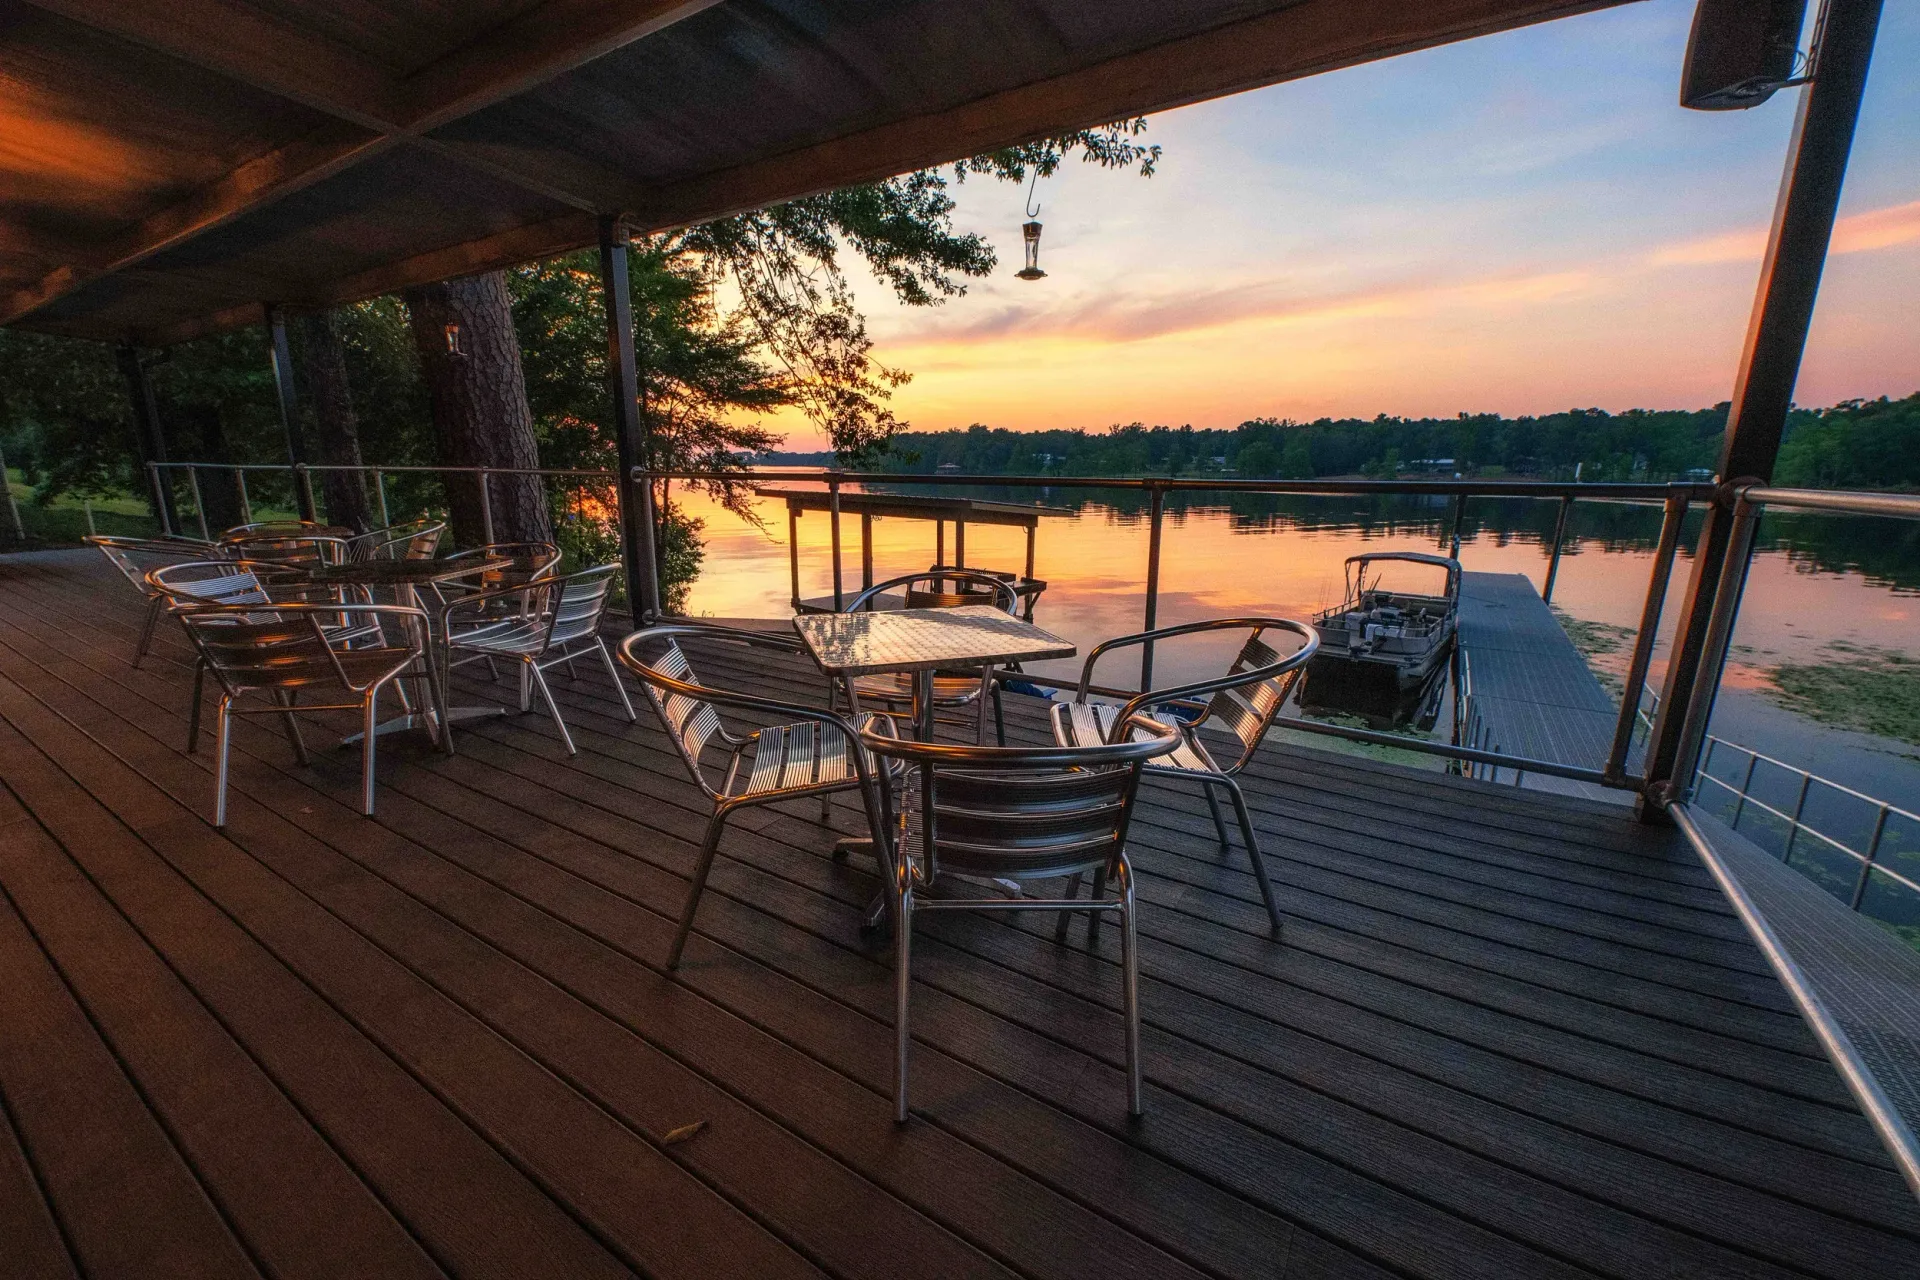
[403, 272, 551, 548]
[294, 311, 375, 532]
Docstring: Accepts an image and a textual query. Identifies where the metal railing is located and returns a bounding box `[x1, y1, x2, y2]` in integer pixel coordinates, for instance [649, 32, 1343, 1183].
[636, 465, 1711, 790]
[142, 457, 1728, 790]
[150, 460, 617, 545]
[1640, 686, 1919, 911]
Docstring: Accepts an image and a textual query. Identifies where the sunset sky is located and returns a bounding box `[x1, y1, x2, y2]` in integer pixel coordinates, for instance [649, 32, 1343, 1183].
[772, 0, 1919, 450]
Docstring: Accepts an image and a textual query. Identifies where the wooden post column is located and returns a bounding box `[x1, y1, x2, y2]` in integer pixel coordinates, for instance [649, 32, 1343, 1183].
[598, 215, 663, 620]
[1643, 0, 1884, 815]
[266, 307, 318, 521]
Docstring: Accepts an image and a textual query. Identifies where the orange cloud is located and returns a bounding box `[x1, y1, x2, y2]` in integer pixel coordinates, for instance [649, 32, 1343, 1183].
[1649, 198, 1920, 266]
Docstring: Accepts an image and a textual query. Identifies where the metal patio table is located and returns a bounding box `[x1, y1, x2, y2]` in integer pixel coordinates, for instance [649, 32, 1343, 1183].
[793, 605, 1076, 926]
[306, 556, 509, 750]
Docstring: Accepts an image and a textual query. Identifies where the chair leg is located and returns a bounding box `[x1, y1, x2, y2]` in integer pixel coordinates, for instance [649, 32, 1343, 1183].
[527, 660, 576, 755]
[1088, 867, 1107, 942]
[992, 684, 1006, 747]
[1116, 858, 1143, 1117]
[1225, 778, 1282, 933]
[186, 661, 206, 753]
[517, 657, 533, 712]
[274, 689, 309, 766]
[894, 884, 914, 1124]
[667, 807, 730, 969]
[595, 638, 638, 721]
[133, 596, 164, 668]
[1203, 782, 1231, 850]
[1055, 872, 1083, 942]
[361, 687, 380, 816]
[484, 656, 501, 683]
[213, 697, 234, 829]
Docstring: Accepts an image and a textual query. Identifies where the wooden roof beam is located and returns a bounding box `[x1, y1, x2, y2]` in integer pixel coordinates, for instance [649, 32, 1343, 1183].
[1, 0, 712, 326]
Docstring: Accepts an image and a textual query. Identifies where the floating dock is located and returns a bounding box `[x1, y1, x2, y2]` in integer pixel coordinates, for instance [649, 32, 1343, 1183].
[1456, 571, 1634, 803]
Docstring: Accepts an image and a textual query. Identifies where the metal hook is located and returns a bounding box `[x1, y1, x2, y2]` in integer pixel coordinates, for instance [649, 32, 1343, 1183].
[1024, 168, 1042, 219]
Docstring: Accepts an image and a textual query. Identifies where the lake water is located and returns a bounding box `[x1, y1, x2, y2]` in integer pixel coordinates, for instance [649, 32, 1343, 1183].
[674, 481, 1920, 816]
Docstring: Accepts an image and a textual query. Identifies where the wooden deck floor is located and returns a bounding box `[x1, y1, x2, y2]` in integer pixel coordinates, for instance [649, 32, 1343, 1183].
[2, 547, 1918, 1280]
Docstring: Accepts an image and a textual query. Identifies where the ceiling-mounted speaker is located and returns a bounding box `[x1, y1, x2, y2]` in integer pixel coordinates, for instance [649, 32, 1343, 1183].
[1680, 0, 1811, 109]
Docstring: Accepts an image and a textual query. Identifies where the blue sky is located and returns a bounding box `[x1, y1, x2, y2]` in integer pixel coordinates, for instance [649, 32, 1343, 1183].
[781, 0, 1919, 445]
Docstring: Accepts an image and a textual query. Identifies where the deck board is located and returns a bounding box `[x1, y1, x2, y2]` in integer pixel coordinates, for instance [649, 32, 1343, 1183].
[4, 548, 1919, 1280]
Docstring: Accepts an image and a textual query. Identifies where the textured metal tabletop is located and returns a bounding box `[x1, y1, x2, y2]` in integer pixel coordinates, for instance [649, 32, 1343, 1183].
[793, 605, 1074, 676]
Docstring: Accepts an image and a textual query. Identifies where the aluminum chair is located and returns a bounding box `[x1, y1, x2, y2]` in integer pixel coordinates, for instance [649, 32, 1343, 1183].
[836, 569, 1018, 745]
[226, 531, 352, 570]
[174, 600, 435, 825]
[440, 564, 633, 755]
[84, 534, 230, 667]
[149, 560, 385, 751]
[858, 721, 1178, 1121]
[1049, 618, 1319, 932]
[349, 519, 446, 562]
[618, 625, 894, 969]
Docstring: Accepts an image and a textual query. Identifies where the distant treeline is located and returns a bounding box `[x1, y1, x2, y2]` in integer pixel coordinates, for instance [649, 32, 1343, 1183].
[764, 392, 1920, 489]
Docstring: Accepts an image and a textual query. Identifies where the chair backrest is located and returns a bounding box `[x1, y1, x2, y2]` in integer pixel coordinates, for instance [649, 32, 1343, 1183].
[85, 535, 225, 594]
[1106, 619, 1318, 772]
[618, 625, 843, 799]
[445, 541, 560, 586]
[227, 533, 350, 570]
[859, 728, 1176, 881]
[549, 564, 619, 642]
[147, 559, 284, 608]
[850, 569, 1017, 614]
[221, 520, 326, 540]
[176, 607, 342, 694]
[353, 520, 445, 562]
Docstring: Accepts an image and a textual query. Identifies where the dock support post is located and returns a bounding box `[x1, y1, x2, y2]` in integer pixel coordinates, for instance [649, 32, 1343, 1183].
[1141, 483, 1166, 691]
[1644, 0, 1883, 818]
[953, 520, 965, 569]
[1542, 496, 1573, 602]
[598, 215, 663, 621]
[1448, 495, 1467, 558]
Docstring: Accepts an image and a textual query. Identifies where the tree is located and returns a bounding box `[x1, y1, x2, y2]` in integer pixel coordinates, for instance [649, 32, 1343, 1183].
[291, 312, 375, 531]
[403, 273, 552, 547]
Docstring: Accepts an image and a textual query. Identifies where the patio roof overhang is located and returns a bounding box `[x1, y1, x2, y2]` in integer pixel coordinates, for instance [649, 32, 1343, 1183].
[0, 0, 1634, 346]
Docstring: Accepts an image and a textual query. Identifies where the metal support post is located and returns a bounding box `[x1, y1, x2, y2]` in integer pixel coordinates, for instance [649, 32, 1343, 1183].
[861, 513, 874, 589]
[373, 469, 390, 528]
[296, 464, 317, 524]
[828, 474, 843, 610]
[597, 215, 663, 620]
[115, 342, 178, 533]
[1644, 0, 1884, 814]
[1542, 495, 1574, 602]
[235, 469, 252, 524]
[787, 506, 801, 609]
[1851, 804, 1891, 910]
[1667, 495, 1763, 801]
[478, 468, 495, 545]
[266, 307, 317, 522]
[1449, 494, 1468, 558]
[1141, 483, 1166, 691]
[187, 468, 209, 540]
[1605, 493, 1689, 781]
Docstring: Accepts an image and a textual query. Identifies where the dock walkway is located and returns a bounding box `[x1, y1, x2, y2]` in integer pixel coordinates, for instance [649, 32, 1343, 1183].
[1457, 572, 1633, 803]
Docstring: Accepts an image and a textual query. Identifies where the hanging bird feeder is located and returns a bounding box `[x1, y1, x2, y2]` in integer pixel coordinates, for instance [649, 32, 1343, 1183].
[1015, 170, 1047, 281]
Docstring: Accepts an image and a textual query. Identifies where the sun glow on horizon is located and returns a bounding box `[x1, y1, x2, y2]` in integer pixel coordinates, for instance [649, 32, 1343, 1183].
[759, 0, 1919, 451]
